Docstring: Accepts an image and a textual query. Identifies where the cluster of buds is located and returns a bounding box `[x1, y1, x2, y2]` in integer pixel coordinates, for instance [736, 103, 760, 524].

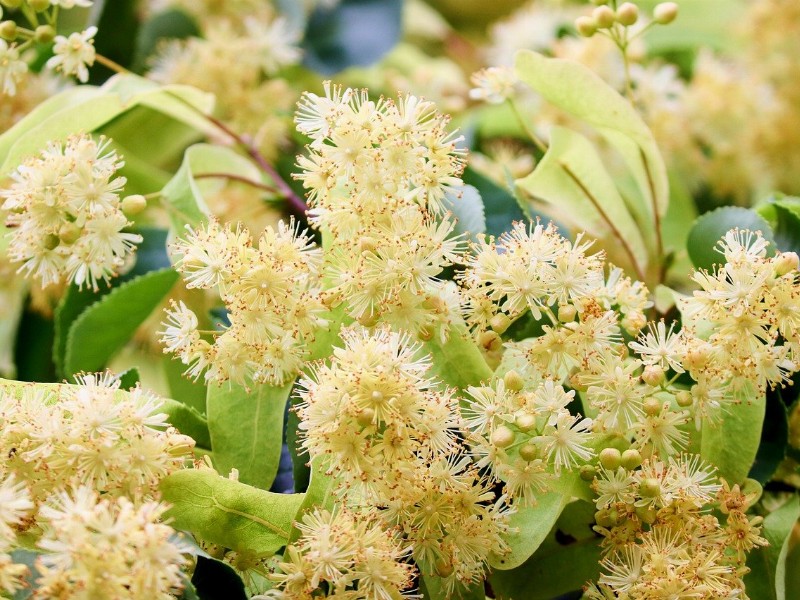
[575, 1, 679, 39]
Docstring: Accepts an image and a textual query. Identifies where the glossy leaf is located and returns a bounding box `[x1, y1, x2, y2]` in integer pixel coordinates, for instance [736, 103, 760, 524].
[132, 9, 200, 72]
[745, 496, 800, 600]
[288, 456, 334, 544]
[462, 167, 526, 238]
[687, 206, 775, 272]
[162, 399, 211, 451]
[160, 469, 305, 556]
[748, 389, 789, 484]
[443, 184, 486, 243]
[206, 381, 293, 490]
[63, 268, 179, 376]
[423, 323, 492, 390]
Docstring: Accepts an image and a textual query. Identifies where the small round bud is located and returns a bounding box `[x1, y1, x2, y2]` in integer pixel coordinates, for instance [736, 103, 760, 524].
[595, 509, 615, 528]
[575, 16, 598, 37]
[478, 330, 503, 352]
[675, 390, 692, 407]
[616, 2, 639, 26]
[356, 407, 375, 427]
[653, 2, 678, 25]
[0, 20, 16, 41]
[519, 443, 539, 462]
[621, 449, 643, 470]
[641, 365, 665, 387]
[635, 504, 657, 524]
[58, 222, 82, 245]
[580, 464, 597, 481]
[417, 326, 433, 342]
[34, 24, 56, 44]
[775, 251, 799, 276]
[121, 194, 147, 216]
[357, 312, 379, 328]
[599, 447, 622, 470]
[621, 311, 647, 336]
[685, 342, 711, 369]
[491, 425, 515, 449]
[504, 369, 525, 392]
[515, 413, 536, 432]
[558, 303, 577, 322]
[639, 478, 661, 498]
[592, 5, 616, 28]
[490, 313, 512, 334]
[643, 397, 662, 416]
[28, 0, 50, 11]
[435, 559, 453, 578]
[359, 236, 378, 253]
[43, 233, 60, 251]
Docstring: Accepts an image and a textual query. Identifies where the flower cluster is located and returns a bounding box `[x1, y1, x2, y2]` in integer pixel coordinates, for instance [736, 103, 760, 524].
[0, 373, 194, 511]
[1, 134, 143, 290]
[266, 508, 416, 600]
[297, 326, 511, 595]
[0, 475, 32, 596]
[163, 218, 326, 386]
[33, 486, 188, 599]
[294, 83, 467, 338]
[586, 455, 764, 599]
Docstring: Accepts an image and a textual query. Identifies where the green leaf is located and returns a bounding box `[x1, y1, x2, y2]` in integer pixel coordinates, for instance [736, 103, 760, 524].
[490, 492, 570, 570]
[638, 0, 748, 53]
[118, 368, 141, 390]
[515, 126, 650, 282]
[443, 184, 485, 243]
[687, 206, 776, 272]
[423, 323, 492, 391]
[53, 284, 112, 379]
[286, 396, 311, 493]
[421, 574, 484, 600]
[701, 390, 766, 485]
[132, 9, 200, 73]
[302, 0, 403, 75]
[160, 469, 305, 556]
[514, 50, 669, 236]
[206, 381, 292, 490]
[0, 269, 27, 379]
[745, 496, 800, 600]
[757, 198, 800, 255]
[288, 456, 334, 544]
[748, 389, 789, 484]
[164, 356, 208, 415]
[64, 268, 179, 376]
[462, 167, 526, 238]
[191, 556, 248, 600]
[14, 306, 58, 383]
[163, 399, 211, 451]
[160, 143, 262, 232]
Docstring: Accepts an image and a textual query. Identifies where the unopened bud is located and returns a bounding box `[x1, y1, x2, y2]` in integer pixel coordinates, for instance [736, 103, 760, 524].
[592, 5, 616, 28]
[417, 326, 433, 342]
[580, 464, 597, 481]
[121, 194, 147, 216]
[490, 313, 512, 334]
[599, 447, 622, 470]
[643, 397, 662, 416]
[622, 311, 646, 336]
[515, 413, 536, 432]
[356, 407, 375, 427]
[653, 2, 678, 24]
[685, 342, 711, 369]
[639, 478, 661, 498]
[435, 559, 453, 578]
[616, 2, 639, 26]
[0, 20, 16, 41]
[621, 448, 643, 470]
[58, 222, 82, 244]
[635, 504, 657, 524]
[595, 508, 617, 527]
[504, 369, 525, 392]
[675, 390, 692, 407]
[641, 365, 665, 387]
[478, 330, 503, 352]
[519, 443, 539, 462]
[491, 425, 515, 449]
[359, 236, 378, 253]
[28, 0, 50, 11]
[357, 312, 379, 327]
[575, 16, 598, 37]
[775, 251, 799, 276]
[43, 233, 60, 251]
[558, 303, 577, 322]
[34, 24, 56, 44]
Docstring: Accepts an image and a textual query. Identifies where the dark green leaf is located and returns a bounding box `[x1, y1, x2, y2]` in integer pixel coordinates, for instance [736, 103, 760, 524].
[462, 167, 526, 238]
[286, 396, 311, 493]
[53, 283, 113, 379]
[206, 381, 292, 490]
[63, 268, 179, 376]
[14, 305, 57, 383]
[160, 470, 305, 556]
[90, 0, 139, 83]
[133, 9, 200, 73]
[302, 0, 403, 75]
[748, 388, 789, 484]
[687, 207, 775, 272]
[757, 199, 800, 255]
[163, 399, 211, 451]
[164, 356, 208, 415]
[117, 368, 141, 390]
[191, 556, 247, 600]
[745, 495, 800, 600]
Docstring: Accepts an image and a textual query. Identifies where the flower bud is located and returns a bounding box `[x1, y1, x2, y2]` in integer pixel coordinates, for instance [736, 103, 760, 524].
[616, 2, 639, 26]
[356, 407, 375, 427]
[653, 2, 678, 24]
[519, 443, 539, 462]
[592, 5, 616, 28]
[490, 313, 511, 334]
[43, 233, 60, 251]
[643, 397, 662, 416]
[417, 326, 433, 342]
[595, 508, 616, 528]
[775, 251, 799, 276]
[639, 478, 661, 497]
[58, 222, 82, 245]
[641, 364, 665, 387]
[515, 413, 536, 432]
[558, 303, 577, 322]
[479, 330, 503, 352]
[621, 311, 646, 336]
[0, 20, 16, 41]
[435, 559, 453, 578]
[685, 341, 711, 369]
[34, 24, 56, 44]
[580, 464, 597, 481]
[599, 447, 622, 470]
[503, 370, 525, 392]
[635, 504, 657, 524]
[359, 236, 378, 253]
[357, 311, 379, 327]
[621, 448, 642, 470]
[121, 194, 147, 216]
[28, 0, 50, 11]
[575, 16, 598, 37]
[491, 425, 515, 448]
[675, 390, 692, 407]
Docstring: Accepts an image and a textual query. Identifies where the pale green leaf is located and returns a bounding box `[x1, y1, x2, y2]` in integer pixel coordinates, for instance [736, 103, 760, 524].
[423, 323, 492, 391]
[687, 206, 775, 272]
[64, 268, 179, 376]
[160, 469, 304, 556]
[745, 496, 800, 600]
[515, 126, 649, 282]
[443, 184, 486, 243]
[421, 574, 484, 600]
[206, 381, 292, 490]
[288, 455, 335, 544]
